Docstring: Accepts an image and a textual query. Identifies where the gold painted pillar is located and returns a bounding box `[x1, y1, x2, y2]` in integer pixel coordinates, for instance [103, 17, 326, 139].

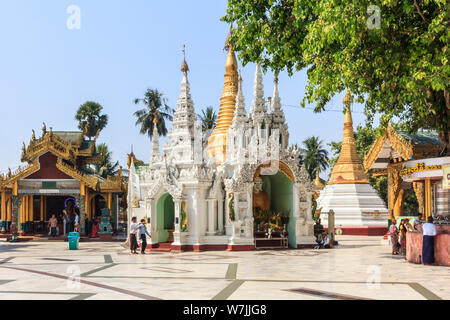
[424, 178, 432, 219]
[40, 196, 44, 221]
[107, 192, 112, 210]
[394, 189, 405, 217]
[387, 163, 403, 219]
[413, 181, 425, 214]
[1, 191, 6, 223]
[7, 196, 12, 222]
[29, 195, 34, 222]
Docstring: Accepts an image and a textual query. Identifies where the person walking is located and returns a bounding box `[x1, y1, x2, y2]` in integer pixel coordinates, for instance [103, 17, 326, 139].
[138, 219, 151, 254]
[389, 218, 400, 255]
[129, 217, 139, 254]
[48, 214, 58, 238]
[422, 216, 437, 265]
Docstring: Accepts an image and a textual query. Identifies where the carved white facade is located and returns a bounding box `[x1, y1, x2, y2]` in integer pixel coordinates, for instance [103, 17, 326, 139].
[127, 57, 316, 251]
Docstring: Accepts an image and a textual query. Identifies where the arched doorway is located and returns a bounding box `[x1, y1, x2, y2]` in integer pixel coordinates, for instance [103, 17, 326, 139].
[253, 162, 295, 247]
[156, 193, 175, 243]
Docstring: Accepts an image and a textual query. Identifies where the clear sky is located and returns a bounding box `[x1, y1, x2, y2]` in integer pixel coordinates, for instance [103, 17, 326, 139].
[0, 0, 378, 179]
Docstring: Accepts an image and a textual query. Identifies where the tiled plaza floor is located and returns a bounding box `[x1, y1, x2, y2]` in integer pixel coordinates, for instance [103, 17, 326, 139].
[0, 236, 448, 300]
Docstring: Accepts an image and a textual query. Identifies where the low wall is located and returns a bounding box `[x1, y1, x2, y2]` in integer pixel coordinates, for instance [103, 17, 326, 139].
[406, 225, 450, 266]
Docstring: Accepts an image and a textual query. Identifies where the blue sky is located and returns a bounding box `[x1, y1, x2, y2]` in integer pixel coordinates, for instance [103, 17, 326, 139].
[0, 1, 378, 179]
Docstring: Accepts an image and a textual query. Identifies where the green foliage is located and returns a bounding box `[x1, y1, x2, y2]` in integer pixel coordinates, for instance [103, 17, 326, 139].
[133, 88, 174, 140]
[223, 0, 450, 152]
[89, 143, 119, 178]
[198, 106, 217, 132]
[300, 136, 329, 179]
[75, 101, 108, 139]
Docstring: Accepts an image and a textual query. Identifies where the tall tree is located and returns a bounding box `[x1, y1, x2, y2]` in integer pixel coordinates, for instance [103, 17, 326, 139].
[75, 101, 108, 139]
[198, 106, 217, 132]
[300, 136, 329, 179]
[91, 143, 119, 179]
[222, 1, 450, 153]
[133, 88, 174, 140]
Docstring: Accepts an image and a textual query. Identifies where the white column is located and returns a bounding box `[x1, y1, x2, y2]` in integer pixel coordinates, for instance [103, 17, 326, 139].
[206, 199, 215, 235]
[173, 199, 182, 244]
[217, 199, 224, 234]
[149, 199, 158, 244]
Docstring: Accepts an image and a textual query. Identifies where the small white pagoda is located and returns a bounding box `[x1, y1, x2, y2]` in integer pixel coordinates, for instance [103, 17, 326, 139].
[316, 92, 388, 235]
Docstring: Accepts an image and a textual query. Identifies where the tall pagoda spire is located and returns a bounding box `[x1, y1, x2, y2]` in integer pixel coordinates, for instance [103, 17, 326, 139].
[150, 117, 160, 163]
[250, 64, 266, 116]
[207, 27, 239, 161]
[327, 90, 369, 185]
[230, 74, 247, 128]
[172, 46, 196, 130]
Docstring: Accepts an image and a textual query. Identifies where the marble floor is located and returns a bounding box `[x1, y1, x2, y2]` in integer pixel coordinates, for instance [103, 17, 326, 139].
[0, 236, 448, 300]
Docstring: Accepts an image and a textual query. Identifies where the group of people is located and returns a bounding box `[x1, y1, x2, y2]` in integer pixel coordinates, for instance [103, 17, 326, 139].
[389, 214, 437, 265]
[47, 211, 80, 237]
[128, 217, 151, 254]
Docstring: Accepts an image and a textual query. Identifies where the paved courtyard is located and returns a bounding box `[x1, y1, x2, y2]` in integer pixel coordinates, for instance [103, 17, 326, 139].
[0, 236, 448, 300]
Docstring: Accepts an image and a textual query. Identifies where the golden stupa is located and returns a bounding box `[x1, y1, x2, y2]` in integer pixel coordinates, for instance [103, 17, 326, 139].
[327, 91, 369, 185]
[207, 28, 239, 162]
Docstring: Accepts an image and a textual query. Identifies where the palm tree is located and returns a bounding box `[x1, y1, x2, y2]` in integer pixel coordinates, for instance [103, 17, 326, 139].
[198, 106, 217, 132]
[300, 136, 329, 179]
[75, 101, 108, 139]
[91, 143, 119, 178]
[133, 88, 174, 140]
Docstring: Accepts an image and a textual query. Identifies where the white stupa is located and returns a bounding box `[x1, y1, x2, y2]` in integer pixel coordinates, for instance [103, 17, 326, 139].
[316, 91, 388, 235]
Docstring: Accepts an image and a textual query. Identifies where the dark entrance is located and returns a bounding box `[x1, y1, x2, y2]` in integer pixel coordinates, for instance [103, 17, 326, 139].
[45, 196, 67, 220]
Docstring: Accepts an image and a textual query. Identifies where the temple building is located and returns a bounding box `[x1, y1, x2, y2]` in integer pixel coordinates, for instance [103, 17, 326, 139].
[0, 124, 125, 237]
[364, 125, 449, 220]
[127, 37, 316, 252]
[316, 92, 388, 235]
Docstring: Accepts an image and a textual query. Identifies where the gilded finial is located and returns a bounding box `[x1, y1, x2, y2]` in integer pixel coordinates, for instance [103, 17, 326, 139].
[42, 122, 47, 134]
[7, 168, 11, 178]
[31, 129, 35, 140]
[181, 44, 189, 72]
[22, 142, 26, 152]
[224, 24, 233, 50]
[343, 90, 353, 108]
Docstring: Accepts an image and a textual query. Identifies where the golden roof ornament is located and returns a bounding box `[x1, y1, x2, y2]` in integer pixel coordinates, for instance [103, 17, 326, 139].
[181, 44, 189, 73]
[327, 90, 369, 185]
[42, 122, 47, 134]
[31, 129, 36, 140]
[343, 89, 353, 107]
[314, 170, 325, 188]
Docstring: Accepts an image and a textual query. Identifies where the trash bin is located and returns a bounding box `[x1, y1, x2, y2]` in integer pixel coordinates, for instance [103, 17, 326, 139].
[68, 232, 80, 250]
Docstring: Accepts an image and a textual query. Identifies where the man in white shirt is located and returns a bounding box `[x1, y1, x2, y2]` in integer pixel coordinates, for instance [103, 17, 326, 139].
[129, 217, 139, 254]
[422, 216, 437, 265]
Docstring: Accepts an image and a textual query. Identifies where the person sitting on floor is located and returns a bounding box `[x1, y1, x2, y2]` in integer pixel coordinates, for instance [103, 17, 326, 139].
[314, 219, 325, 239]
